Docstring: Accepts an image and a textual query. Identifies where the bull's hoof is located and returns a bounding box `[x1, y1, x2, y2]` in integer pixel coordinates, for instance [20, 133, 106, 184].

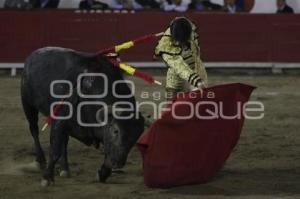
[97, 166, 112, 183]
[59, 170, 71, 178]
[40, 179, 54, 187]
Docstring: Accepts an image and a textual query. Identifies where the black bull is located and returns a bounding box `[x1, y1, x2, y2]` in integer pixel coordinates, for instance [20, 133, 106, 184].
[21, 47, 145, 186]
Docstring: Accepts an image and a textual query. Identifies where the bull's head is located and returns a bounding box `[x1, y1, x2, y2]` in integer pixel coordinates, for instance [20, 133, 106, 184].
[96, 105, 145, 169]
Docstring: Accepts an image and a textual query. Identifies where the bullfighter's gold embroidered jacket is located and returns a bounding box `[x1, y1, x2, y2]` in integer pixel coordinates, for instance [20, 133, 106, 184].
[155, 18, 208, 91]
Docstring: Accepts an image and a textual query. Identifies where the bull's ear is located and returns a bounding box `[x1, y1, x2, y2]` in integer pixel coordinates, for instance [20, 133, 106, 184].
[96, 105, 113, 124]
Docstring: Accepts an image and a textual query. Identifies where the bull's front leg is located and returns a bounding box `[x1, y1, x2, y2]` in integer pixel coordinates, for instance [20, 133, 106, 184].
[97, 155, 112, 183]
[41, 121, 66, 187]
[59, 134, 71, 178]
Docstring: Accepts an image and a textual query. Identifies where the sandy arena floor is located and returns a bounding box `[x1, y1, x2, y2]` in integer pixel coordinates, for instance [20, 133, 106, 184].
[0, 74, 299, 199]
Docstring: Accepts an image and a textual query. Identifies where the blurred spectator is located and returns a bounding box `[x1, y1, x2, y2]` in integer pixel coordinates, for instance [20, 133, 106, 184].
[189, 0, 222, 11]
[110, 0, 161, 10]
[235, 0, 243, 10]
[134, 0, 161, 9]
[37, 0, 60, 8]
[223, 0, 241, 13]
[4, 0, 59, 8]
[276, 0, 294, 14]
[79, 0, 109, 9]
[110, 0, 132, 9]
[163, 0, 191, 12]
[4, 0, 33, 9]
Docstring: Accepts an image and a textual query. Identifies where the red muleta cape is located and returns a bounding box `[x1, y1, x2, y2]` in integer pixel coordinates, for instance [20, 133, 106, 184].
[137, 83, 256, 188]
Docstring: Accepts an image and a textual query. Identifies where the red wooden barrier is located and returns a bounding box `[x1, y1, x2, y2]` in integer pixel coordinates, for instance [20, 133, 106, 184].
[0, 10, 299, 62]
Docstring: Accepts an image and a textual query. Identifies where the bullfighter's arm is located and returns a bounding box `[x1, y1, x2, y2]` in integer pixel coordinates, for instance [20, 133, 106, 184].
[162, 53, 203, 88]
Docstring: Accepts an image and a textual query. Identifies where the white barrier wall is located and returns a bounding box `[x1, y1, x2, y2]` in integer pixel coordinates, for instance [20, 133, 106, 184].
[0, 0, 299, 13]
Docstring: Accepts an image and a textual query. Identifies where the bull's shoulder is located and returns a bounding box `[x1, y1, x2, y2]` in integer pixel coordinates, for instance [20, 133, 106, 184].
[34, 47, 75, 55]
[29, 47, 97, 59]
